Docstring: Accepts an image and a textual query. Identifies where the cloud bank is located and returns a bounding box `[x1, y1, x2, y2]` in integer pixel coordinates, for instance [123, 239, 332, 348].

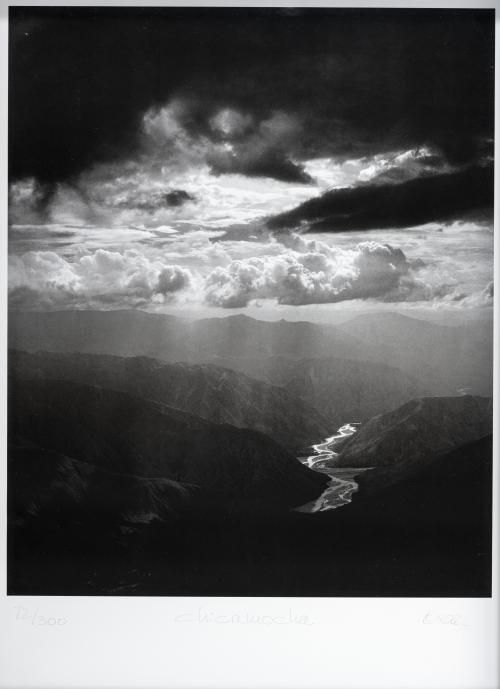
[9, 233, 493, 312]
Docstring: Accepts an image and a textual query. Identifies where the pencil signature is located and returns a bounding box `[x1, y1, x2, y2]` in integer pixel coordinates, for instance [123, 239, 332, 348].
[422, 610, 468, 627]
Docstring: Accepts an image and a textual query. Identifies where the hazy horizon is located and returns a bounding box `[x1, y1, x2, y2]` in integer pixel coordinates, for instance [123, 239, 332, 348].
[7, 302, 494, 328]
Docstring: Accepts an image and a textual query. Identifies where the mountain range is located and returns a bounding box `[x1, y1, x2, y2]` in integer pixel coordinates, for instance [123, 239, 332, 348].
[208, 354, 424, 426]
[10, 350, 330, 452]
[8, 310, 367, 361]
[9, 377, 328, 510]
[9, 309, 492, 397]
[7, 308, 494, 596]
[338, 312, 493, 396]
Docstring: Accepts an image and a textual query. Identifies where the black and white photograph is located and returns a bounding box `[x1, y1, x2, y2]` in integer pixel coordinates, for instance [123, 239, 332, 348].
[6, 6, 495, 603]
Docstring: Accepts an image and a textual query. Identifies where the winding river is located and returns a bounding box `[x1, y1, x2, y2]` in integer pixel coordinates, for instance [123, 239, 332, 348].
[296, 422, 369, 513]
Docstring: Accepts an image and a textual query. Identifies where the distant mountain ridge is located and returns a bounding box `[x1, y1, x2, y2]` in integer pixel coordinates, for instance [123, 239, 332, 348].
[339, 312, 493, 396]
[8, 310, 371, 362]
[9, 309, 492, 398]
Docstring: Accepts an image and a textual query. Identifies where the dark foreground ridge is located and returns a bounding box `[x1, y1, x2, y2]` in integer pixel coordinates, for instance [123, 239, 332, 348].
[9, 377, 327, 509]
[9, 382, 492, 596]
[337, 395, 493, 467]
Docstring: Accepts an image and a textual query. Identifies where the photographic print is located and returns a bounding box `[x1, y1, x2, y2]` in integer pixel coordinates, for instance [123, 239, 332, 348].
[7, 7, 494, 597]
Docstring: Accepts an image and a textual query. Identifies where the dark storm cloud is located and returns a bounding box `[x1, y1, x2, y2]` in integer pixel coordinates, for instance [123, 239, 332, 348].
[133, 190, 196, 212]
[112, 189, 196, 214]
[208, 151, 312, 184]
[164, 190, 196, 207]
[268, 164, 494, 232]
[10, 8, 494, 184]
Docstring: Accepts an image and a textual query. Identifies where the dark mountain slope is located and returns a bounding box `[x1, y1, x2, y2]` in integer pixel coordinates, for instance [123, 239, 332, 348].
[351, 435, 492, 530]
[336, 436, 492, 590]
[11, 435, 490, 596]
[297, 435, 493, 597]
[208, 354, 423, 426]
[337, 395, 493, 467]
[9, 378, 328, 507]
[8, 399, 492, 597]
[9, 350, 330, 451]
[9, 437, 201, 527]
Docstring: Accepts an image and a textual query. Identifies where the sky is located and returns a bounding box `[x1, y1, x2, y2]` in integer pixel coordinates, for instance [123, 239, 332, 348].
[8, 8, 495, 320]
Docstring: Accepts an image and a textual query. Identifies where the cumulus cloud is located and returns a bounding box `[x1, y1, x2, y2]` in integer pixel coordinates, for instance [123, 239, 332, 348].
[8, 229, 492, 312]
[9, 248, 195, 310]
[204, 238, 430, 308]
[157, 265, 192, 294]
